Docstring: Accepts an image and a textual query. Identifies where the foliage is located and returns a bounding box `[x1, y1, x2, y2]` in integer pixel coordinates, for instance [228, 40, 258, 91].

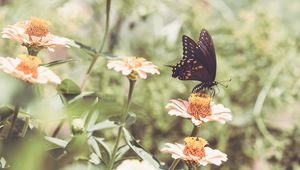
[0, 0, 299, 170]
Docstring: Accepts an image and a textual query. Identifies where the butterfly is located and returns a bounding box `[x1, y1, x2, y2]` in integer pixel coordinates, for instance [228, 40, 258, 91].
[170, 29, 220, 94]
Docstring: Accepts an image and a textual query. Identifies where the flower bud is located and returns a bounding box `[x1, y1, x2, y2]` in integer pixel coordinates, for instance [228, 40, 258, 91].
[71, 118, 85, 134]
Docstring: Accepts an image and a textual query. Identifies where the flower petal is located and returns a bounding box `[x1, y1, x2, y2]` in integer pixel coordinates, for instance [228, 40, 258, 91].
[165, 99, 192, 118]
[199, 147, 227, 166]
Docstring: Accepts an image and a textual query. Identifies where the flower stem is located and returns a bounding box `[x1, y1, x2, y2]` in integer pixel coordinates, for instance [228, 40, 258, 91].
[80, 0, 111, 89]
[122, 79, 136, 121]
[8, 103, 20, 139]
[107, 79, 136, 170]
[168, 125, 199, 170]
[51, 120, 64, 137]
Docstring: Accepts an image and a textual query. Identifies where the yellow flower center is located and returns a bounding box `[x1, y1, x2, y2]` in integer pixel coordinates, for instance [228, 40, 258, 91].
[123, 57, 144, 69]
[187, 93, 212, 119]
[25, 17, 49, 37]
[16, 55, 41, 78]
[183, 137, 207, 158]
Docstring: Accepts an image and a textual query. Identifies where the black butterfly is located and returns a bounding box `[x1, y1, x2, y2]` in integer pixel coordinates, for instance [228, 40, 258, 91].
[170, 29, 219, 94]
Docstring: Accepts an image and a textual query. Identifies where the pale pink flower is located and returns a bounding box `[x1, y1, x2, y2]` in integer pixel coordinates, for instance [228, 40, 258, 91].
[162, 137, 227, 166]
[166, 93, 232, 126]
[0, 56, 61, 84]
[2, 17, 69, 51]
[116, 160, 156, 170]
[107, 57, 160, 79]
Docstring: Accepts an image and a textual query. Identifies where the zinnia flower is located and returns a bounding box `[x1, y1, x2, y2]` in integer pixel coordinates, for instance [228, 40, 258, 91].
[2, 17, 69, 52]
[116, 159, 156, 170]
[107, 56, 160, 79]
[162, 137, 227, 166]
[166, 93, 232, 126]
[0, 55, 61, 84]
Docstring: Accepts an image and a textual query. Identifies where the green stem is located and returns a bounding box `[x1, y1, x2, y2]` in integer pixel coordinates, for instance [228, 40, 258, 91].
[122, 79, 136, 121]
[107, 79, 136, 170]
[168, 125, 199, 170]
[20, 116, 30, 137]
[80, 0, 111, 89]
[51, 93, 68, 137]
[8, 103, 20, 139]
[51, 120, 64, 137]
[187, 164, 198, 170]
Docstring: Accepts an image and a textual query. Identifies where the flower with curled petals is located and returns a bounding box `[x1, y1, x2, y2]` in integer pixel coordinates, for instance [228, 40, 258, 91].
[0, 55, 61, 84]
[107, 56, 160, 80]
[166, 93, 232, 126]
[2, 17, 69, 53]
[162, 137, 227, 166]
[116, 159, 156, 170]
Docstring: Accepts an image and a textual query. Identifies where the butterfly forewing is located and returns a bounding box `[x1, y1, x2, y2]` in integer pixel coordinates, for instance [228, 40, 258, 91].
[197, 29, 216, 80]
[171, 35, 211, 82]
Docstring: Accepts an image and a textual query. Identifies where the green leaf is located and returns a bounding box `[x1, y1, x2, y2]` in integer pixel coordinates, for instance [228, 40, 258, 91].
[58, 79, 81, 101]
[115, 145, 130, 162]
[0, 106, 14, 124]
[88, 120, 119, 132]
[68, 92, 98, 104]
[65, 133, 90, 160]
[94, 137, 111, 165]
[45, 136, 68, 148]
[73, 41, 98, 55]
[88, 137, 101, 157]
[41, 59, 78, 67]
[67, 92, 99, 117]
[125, 112, 136, 126]
[122, 127, 163, 169]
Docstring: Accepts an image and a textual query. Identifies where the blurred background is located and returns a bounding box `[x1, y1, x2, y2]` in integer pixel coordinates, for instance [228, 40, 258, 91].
[0, 0, 299, 169]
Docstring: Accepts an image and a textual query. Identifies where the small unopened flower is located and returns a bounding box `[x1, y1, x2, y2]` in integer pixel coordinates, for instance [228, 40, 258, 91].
[0, 55, 61, 84]
[166, 93, 232, 126]
[116, 159, 156, 170]
[2, 17, 69, 52]
[72, 118, 85, 134]
[162, 137, 227, 166]
[107, 56, 160, 79]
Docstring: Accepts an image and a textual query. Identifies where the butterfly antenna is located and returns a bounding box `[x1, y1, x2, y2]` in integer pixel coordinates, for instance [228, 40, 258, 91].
[164, 65, 174, 68]
[217, 78, 231, 88]
[219, 78, 232, 83]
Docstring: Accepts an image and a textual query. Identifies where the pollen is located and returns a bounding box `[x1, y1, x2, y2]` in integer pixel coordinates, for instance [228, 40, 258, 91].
[187, 93, 212, 119]
[123, 57, 144, 69]
[16, 55, 41, 78]
[183, 137, 207, 158]
[25, 17, 49, 37]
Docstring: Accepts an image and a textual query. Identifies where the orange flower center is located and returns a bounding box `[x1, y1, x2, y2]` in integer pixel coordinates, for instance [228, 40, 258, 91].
[183, 137, 207, 158]
[25, 17, 49, 37]
[187, 93, 212, 119]
[123, 57, 144, 69]
[16, 55, 41, 78]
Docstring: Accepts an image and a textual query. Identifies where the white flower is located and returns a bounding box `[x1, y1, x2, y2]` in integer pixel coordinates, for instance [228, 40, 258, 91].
[0, 56, 61, 84]
[107, 56, 160, 79]
[162, 137, 227, 166]
[116, 160, 156, 170]
[2, 17, 69, 52]
[165, 93, 232, 126]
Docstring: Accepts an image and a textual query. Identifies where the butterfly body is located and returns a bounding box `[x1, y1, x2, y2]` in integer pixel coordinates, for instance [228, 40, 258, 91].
[171, 29, 218, 94]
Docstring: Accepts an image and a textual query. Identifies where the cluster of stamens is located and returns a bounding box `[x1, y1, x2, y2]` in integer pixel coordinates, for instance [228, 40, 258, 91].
[16, 55, 41, 78]
[25, 17, 49, 37]
[183, 137, 208, 160]
[123, 57, 144, 80]
[187, 93, 212, 119]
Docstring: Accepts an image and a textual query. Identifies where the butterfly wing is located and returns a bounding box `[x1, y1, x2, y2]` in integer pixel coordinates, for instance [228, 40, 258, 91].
[197, 29, 217, 81]
[171, 35, 211, 82]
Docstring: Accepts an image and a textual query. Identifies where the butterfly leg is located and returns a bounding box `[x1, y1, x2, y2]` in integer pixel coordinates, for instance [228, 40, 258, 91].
[210, 87, 216, 97]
